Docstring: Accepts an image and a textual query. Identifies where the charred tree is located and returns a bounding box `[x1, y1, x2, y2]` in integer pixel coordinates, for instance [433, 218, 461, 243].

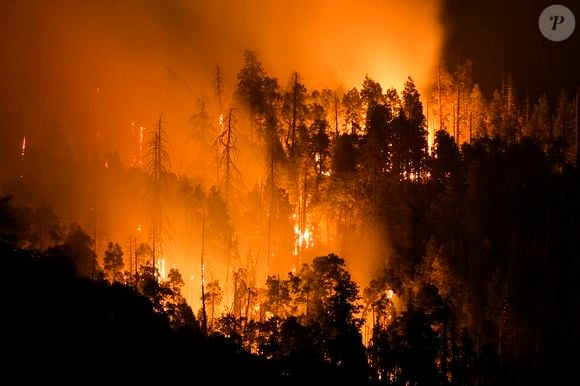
[146, 115, 171, 279]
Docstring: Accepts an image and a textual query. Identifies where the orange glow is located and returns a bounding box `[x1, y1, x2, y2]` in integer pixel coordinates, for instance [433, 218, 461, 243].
[139, 126, 145, 167]
[293, 222, 314, 257]
[19, 136, 27, 179]
[20, 136, 26, 160]
[130, 121, 147, 168]
[159, 257, 166, 280]
[0, 0, 445, 315]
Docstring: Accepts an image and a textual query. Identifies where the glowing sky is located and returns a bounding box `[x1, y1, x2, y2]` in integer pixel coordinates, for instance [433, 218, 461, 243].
[3, 0, 577, 311]
[0, 0, 444, 168]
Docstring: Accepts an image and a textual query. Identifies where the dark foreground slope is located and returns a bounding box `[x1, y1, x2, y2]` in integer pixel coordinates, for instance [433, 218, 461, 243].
[2, 245, 279, 384]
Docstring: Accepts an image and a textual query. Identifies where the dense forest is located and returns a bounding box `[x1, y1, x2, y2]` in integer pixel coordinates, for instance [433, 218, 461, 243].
[1, 50, 579, 384]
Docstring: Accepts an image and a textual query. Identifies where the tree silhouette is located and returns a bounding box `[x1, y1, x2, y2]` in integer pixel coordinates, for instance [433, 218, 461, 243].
[134, 242, 152, 274]
[205, 279, 223, 329]
[394, 76, 428, 179]
[342, 87, 364, 135]
[282, 72, 308, 155]
[103, 241, 124, 282]
[45, 224, 98, 279]
[234, 49, 269, 143]
[163, 268, 196, 330]
[216, 107, 242, 205]
[213, 63, 225, 115]
[145, 115, 171, 277]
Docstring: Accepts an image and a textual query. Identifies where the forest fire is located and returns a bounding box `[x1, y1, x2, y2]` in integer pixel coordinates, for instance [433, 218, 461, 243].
[292, 213, 314, 258]
[1, 1, 579, 384]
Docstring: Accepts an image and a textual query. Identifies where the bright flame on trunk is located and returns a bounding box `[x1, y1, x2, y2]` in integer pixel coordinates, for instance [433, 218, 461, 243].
[20, 136, 26, 160]
[131, 121, 146, 168]
[19, 136, 26, 178]
[139, 125, 145, 167]
[293, 214, 314, 257]
[159, 257, 166, 280]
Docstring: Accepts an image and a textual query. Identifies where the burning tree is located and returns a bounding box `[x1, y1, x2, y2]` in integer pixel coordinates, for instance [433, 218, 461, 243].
[145, 115, 171, 278]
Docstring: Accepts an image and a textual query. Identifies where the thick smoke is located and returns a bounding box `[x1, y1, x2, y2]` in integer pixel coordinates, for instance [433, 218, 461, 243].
[0, 0, 444, 304]
[1, 0, 443, 149]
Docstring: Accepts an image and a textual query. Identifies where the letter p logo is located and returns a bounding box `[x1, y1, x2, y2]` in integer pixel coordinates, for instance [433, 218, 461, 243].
[550, 15, 566, 30]
[539, 5, 575, 41]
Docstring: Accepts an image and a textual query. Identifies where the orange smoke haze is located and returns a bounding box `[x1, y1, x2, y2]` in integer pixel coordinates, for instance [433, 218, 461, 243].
[0, 0, 444, 308]
[1, 0, 442, 154]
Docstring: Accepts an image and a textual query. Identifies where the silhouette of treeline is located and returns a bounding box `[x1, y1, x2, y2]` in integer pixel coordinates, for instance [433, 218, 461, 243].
[1, 50, 579, 385]
[1, 224, 278, 383]
[2, 134, 579, 385]
[427, 60, 578, 156]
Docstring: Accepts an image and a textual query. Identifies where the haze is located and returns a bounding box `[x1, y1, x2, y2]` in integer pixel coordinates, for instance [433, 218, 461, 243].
[0, 0, 444, 308]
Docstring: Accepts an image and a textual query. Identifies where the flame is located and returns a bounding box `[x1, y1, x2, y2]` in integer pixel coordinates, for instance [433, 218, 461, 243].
[293, 215, 315, 257]
[131, 123, 146, 167]
[20, 136, 26, 160]
[138, 126, 145, 166]
[159, 257, 166, 280]
[19, 136, 26, 178]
